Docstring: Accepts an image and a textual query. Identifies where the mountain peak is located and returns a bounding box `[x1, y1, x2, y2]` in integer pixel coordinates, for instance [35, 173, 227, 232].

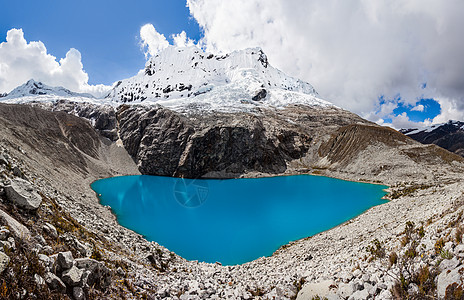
[1, 79, 94, 100]
[105, 46, 329, 112]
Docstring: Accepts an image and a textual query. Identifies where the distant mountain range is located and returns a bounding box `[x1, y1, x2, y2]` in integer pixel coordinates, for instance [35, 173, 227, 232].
[0, 79, 94, 100]
[401, 120, 464, 157]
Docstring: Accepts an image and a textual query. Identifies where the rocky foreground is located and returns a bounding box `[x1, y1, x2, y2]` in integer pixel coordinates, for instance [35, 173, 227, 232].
[1, 102, 464, 299]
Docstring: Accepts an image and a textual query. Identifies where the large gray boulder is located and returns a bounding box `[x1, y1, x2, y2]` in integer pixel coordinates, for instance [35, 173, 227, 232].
[4, 178, 42, 210]
[62, 265, 84, 287]
[0, 252, 9, 273]
[437, 265, 464, 298]
[56, 251, 74, 271]
[75, 257, 111, 288]
[0, 208, 31, 239]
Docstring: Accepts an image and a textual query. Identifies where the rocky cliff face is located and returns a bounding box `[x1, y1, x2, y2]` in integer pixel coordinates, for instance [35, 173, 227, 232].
[117, 105, 317, 178]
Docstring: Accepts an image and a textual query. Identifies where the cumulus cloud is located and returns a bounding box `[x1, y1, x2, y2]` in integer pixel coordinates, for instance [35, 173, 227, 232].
[411, 104, 425, 112]
[186, 0, 464, 124]
[0, 28, 110, 97]
[172, 31, 196, 48]
[140, 24, 170, 58]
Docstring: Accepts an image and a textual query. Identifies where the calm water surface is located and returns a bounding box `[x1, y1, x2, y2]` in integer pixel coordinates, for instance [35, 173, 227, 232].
[91, 175, 388, 265]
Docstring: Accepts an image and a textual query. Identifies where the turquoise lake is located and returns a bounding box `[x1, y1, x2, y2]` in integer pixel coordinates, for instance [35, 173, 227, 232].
[91, 175, 388, 265]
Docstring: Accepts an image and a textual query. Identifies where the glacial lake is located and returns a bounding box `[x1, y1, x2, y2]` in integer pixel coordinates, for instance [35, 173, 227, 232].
[91, 175, 388, 265]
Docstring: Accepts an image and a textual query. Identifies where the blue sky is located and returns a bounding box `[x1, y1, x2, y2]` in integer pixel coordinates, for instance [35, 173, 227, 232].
[1, 0, 463, 128]
[0, 0, 201, 85]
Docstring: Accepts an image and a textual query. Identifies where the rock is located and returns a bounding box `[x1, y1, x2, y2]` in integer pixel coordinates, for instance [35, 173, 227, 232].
[42, 223, 58, 239]
[454, 244, 464, 257]
[0, 240, 11, 250]
[74, 239, 89, 257]
[75, 258, 111, 288]
[57, 251, 74, 270]
[12, 166, 23, 178]
[45, 272, 66, 293]
[38, 254, 52, 270]
[408, 283, 419, 295]
[0, 228, 10, 240]
[377, 289, 393, 300]
[0, 252, 10, 273]
[0, 154, 8, 165]
[62, 265, 84, 287]
[296, 280, 339, 300]
[0, 208, 31, 239]
[338, 282, 356, 298]
[348, 289, 369, 300]
[4, 178, 42, 210]
[73, 286, 85, 300]
[439, 257, 460, 272]
[252, 89, 267, 101]
[437, 265, 464, 298]
[34, 274, 45, 286]
[339, 271, 354, 283]
[7, 237, 15, 251]
[364, 283, 375, 295]
[352, 269, 361, 278]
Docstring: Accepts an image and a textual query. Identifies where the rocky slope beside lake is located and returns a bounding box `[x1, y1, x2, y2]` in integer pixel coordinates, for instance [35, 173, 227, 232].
[1, 101, 464, 300]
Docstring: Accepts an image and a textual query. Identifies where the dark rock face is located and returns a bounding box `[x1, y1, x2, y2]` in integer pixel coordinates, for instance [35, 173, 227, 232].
[252, 89, 267, 101]
[47, 100, 118, 141]
[401, 121, 464, 157]
[117, 105, 315, 178]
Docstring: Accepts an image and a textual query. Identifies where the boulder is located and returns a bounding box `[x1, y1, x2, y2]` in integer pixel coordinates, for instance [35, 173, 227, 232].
[0, 208, 30, 239]
[62, 265, 84, 287]
[45, 272, 66, 293]
[73, 286, 85, 300]
[4, 178, 42, 210]
[75, 257, 111, 288]
[348, 289, 369, 300]
[57, 251, 74, 270]
[439, 257, 460, 272]
[42, 222, 58, 239]
[454, 244, 464, 257]
[34, 274, 45, 286]
[0, 252, 9, 273]
[437, 265, 464, 298]
[0, 154, 8, 165]
[338, 282, 356, 299]
[296, 280, 340, 300]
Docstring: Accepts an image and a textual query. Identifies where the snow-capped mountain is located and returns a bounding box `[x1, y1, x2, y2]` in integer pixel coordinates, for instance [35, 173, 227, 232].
[1, 79, 94, 100]
[1, 47, 333, 113]
[401, 120, 464, 157]
[105, 46, 332, 112]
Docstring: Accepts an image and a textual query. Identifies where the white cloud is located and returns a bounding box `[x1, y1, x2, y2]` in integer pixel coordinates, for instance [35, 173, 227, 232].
[431, 97, 464, 124]
[0, 28, 110, 97]
[172, 31, 196, 48]
[186, 0, 464, 122]
[411, 104, 425, 112]
[140, 24, 170, 58]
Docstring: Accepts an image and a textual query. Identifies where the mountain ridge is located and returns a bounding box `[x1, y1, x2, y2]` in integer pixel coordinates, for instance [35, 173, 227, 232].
[1, 79, 95, 100]
[400, 120, 464, 157]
